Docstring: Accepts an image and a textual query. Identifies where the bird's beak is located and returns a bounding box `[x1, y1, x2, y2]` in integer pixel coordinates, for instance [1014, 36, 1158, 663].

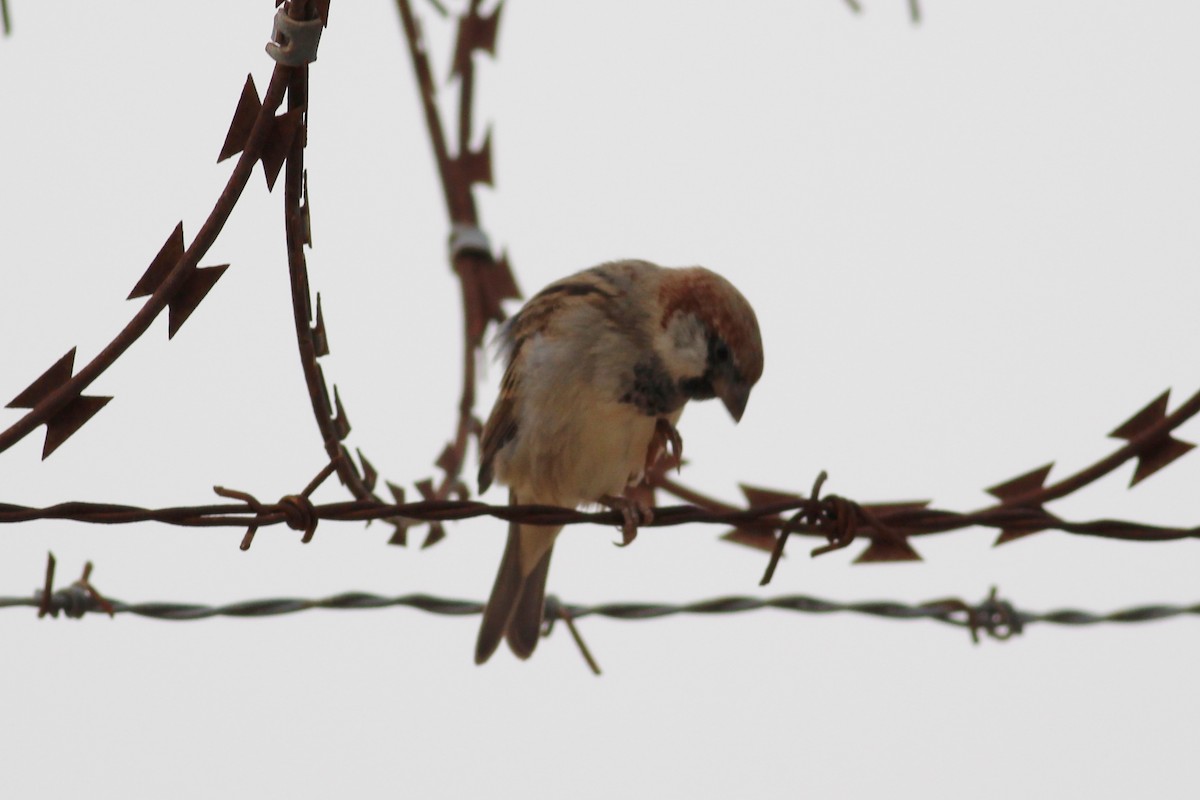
[715, 379, 750, 423]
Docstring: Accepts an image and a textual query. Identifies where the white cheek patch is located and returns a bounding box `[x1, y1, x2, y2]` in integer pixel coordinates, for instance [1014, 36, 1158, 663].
[661, 312, 708, 377]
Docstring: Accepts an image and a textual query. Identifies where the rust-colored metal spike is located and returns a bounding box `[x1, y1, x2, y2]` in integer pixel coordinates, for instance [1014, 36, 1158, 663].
[994, 527, 1044, 547]
[6, 348, 111, 458]
[436, 443, 459, 474]
[987, 463, 1054, 502]
[1110, 391, 1171, 440]
[314, 363, 332, 414]
[479, 250, 521, 324]
[386, 518, 409, 547]
[261, 108, 306, 191]
[38, 551, 57, 618]
[167, 264, 229, 339]
[1129, 438, 1194, 487]
[986, 463, 1053, 546]
[331, 387, 351, 440]
[335, 444, 358, 486]
[740, 484, 802, 509]
[422, 522, 446, 549]
[465, 264, 493, 344]
[494, 252, 521, 298]
[7, 348, 76, 408]
[450, 2, 503, 78]
[311, 294, 329, 357]
[860, 501, 932, 539]
[356, 449, 378, 491]
[415, 478, 436, 501]
[384, 482, 408, 547]
[42, 395, 112, 459]
[854, 537, 922, 564]
[454, 128, 493, 187]
[718, 486, 799, 553]
[301, 170, 313, 247]
[1108, 391, 1195, 486]
[127, 223, 185, 300]
[412, 478, 452, 546]
[720, 529, 779, 553]
[218, 75, 263, 163]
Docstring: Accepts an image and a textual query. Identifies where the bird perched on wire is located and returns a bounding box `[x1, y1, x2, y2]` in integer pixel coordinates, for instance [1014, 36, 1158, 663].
[474, 259, 764, 664]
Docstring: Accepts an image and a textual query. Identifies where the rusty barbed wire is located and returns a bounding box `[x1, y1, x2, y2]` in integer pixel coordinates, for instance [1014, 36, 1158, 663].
[389, 0, 520, 545]
[291, 0, 924, 554]
[0, 492, 1192, 545]
[272, 0, 391, 534]
[257, 0, 520, 552]
[2, 0, 1198, 644]
[649, 385, 1200, 581]
[1, 461, 1197, 552]
[371, 0, 1196, 568]
[0, 1, 324, 459]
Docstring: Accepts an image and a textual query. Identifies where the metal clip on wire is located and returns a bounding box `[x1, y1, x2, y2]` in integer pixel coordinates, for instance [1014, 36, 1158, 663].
[449, 223, 492, 259]
[266, 8, 323, 66]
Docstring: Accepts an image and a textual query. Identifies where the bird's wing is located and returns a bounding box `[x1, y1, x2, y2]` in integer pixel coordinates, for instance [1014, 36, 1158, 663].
[477, 268, 632, 493]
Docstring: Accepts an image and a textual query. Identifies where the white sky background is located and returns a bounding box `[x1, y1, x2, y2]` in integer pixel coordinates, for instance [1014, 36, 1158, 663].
[2, 1, 1199, 797]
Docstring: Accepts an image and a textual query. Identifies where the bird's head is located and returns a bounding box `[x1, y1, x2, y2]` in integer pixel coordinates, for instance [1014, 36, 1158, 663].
[656, 267, 764, 422]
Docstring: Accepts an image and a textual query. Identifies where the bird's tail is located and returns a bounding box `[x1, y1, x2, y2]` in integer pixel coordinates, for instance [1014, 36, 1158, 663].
[475, 492, 559, 664]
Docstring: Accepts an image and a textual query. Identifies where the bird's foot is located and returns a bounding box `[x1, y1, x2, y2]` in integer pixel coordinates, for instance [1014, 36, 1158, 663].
[645, 417, 684, 474]
[600, 493, 654, 547]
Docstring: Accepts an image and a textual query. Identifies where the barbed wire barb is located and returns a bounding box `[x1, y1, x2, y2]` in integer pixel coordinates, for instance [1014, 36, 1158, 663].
[12, 562, 1198, 647]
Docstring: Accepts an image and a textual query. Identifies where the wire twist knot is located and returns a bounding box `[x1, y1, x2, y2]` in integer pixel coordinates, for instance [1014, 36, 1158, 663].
[36, 555, 114, 620]
[37, 584, 93, 619]
[215, 486, 319, 549]
[216, 461, 335, 550]
[967, 587, 1023, 643]
[277, 494, 319, 542]
[759, 472, 906, 584]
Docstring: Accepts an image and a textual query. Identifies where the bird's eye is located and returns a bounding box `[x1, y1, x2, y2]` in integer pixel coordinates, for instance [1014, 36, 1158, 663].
[712, 339, 730, 364]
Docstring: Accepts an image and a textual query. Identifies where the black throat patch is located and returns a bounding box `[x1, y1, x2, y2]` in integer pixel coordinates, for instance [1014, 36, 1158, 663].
[620, 358, 682, 417]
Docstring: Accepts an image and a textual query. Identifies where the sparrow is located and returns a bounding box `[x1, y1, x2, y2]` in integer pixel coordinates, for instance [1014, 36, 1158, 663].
[474, 259, 764, 664]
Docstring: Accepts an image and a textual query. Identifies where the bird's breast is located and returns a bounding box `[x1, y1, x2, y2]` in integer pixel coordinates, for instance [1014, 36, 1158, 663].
[495, 390, 663, 509]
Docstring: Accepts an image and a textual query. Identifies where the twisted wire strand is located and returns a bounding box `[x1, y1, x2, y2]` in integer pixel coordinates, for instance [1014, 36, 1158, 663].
[8, 587, 1198, 639]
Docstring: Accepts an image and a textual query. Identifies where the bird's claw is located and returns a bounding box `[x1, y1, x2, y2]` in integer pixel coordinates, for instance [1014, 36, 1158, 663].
[660, 418, 683, 473]
[646, 418, 684, 474]
[601, 494, 654, 547]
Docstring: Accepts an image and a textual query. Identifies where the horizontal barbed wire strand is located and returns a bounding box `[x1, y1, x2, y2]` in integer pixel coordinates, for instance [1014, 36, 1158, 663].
[2, 0, 1196, 646]
[9, 586, 1198, 639]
